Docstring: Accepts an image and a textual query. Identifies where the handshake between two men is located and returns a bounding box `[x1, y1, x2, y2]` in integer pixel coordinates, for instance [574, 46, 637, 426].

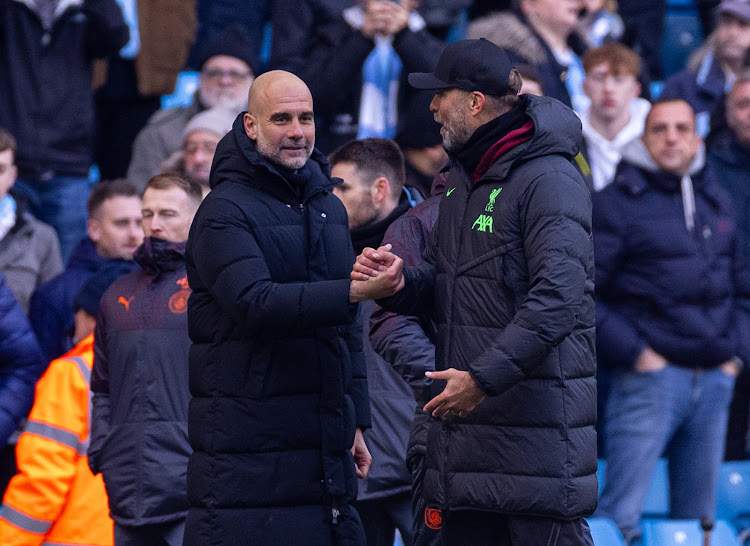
[348, 245, 486, 420]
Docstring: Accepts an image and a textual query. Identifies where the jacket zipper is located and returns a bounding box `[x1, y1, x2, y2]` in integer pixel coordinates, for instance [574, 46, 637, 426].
[331, 506, 340, 525]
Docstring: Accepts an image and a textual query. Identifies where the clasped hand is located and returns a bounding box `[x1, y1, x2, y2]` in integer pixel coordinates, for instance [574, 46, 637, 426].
[349, 244, 405, 303]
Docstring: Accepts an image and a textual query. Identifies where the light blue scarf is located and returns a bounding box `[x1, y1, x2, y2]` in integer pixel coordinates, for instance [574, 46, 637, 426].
[343, 7, 426, 139]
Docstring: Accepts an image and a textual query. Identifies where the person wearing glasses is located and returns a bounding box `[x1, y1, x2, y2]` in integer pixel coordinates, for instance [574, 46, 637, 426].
[127, 24, 256, 192]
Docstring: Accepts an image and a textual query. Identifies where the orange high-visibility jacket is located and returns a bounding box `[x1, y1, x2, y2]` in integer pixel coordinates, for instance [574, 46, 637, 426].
[0, 334, 113, 545]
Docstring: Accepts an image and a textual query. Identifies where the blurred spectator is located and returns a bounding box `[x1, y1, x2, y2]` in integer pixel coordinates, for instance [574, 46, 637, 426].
[189, 0, 269, 70]
[0, 273, 46, 495]
[94, 0, 197, 180]
[593, 98, 750, 543]
[577, 0, 624, 48]
[617, 0, 665, 80]
[0, 263, 135, 546]
[394, 91, 447, 199]
[661, 0, 750, 138]
[369, 175, 443, 546]
[0, 0, 129, 263]
[88, 174, 201, 546]
[128, 24, 255, 192]
[330, 138, 414, 546]
[708, 76, 750, 461]
[0, 128, 63, 313]
[161, 107, 236, 196]
[270, 0, 444, 153]
[29, 180, 141, 363]
[468, 0, 588, 111]
[516, 64, 545, 95]
[580, 43, 650, 191]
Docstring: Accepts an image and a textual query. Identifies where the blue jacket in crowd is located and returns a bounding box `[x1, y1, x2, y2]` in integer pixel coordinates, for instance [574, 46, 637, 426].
[594, 139, 750, 371]
[184, 115, 370, 545]
[0, 273, 46, 445]
[29, 238, 126, 363]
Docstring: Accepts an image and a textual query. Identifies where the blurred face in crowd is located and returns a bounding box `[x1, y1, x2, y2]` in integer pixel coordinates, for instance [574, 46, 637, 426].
[141, 186, 197, 243]
[404, 144, 448, 177]
[332, 161, 380, 229]
[642, 101, 700, 176]
[0, 149, 17, 199]
[430, 89, 474, 153]
[244, 71, 315, 170]
[727, 80, 750, 147]
[88, 196, 143, 260]
[199, 55, 254, 111]
[584, 62, 641, 123]
[521, 0, 582, 34]
[716, 13, 750, 69]
[183, 129, 220, 185]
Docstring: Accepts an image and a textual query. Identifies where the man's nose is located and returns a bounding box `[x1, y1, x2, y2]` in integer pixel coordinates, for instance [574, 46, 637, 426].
[429, 95, 439, 113]
[288, 118, 304, 138]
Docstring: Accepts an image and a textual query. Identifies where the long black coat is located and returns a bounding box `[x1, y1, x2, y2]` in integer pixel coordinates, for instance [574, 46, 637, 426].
[380, 95, 598, 518]
[184, 115, 370, 545]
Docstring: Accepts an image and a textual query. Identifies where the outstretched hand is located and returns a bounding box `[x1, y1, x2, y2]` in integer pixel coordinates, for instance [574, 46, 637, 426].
[349, 245, 405, 302]
[423, 369, 486, 420]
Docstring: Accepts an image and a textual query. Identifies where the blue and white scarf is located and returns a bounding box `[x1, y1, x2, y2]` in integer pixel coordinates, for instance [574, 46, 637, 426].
[343, 7, 426, 139]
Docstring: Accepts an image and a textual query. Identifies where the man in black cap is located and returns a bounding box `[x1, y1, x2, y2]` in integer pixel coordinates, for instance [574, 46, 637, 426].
[350, 38, 597, 544]
[127, 24, 256, 192]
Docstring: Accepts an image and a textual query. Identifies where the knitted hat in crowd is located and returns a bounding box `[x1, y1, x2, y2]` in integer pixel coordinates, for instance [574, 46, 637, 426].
[717, 0, 750, 21]
[73, 262, 138, 316]
[183, 107, 237, 141]
[198, 24, 257, 74]
[395, 91, 443, 150]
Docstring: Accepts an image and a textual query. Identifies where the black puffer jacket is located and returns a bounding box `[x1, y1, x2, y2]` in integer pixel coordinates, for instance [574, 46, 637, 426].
[184, 115, 370, 545]
[380, 95, 598, 518]
[88, 238, 192, 526]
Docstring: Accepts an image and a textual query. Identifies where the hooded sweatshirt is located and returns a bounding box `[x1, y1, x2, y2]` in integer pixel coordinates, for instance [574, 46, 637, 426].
[580, 97, 650, 191]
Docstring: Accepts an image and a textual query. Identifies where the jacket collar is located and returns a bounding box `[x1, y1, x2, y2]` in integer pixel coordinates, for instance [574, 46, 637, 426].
[14, 0, 83, 25]
[134, 237, 186, 278]
[695, 51, 731, 98]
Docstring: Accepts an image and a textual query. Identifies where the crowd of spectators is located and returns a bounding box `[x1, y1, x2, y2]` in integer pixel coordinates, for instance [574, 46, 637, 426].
[1, 0, 750, 544]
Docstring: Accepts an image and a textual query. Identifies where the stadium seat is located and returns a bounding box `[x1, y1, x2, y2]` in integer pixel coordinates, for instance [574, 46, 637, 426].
[716, 461, 750, 542]
[160, 71, 199, 110]
[587, 518, 626, 546]
[660, 12, 703, 79]
[642, 520, 740, 546]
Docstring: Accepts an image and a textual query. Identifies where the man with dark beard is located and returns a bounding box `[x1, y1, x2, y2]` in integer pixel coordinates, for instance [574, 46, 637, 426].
[350, 39, 597, 544]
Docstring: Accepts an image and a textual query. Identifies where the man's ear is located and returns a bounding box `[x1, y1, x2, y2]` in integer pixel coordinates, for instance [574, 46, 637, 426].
[87, 218, 100, 243]
[244, 113, 258, 140]
[371, 177, 391, 205]
[632, 81, 642, 99]
[469, 92, 487, 117]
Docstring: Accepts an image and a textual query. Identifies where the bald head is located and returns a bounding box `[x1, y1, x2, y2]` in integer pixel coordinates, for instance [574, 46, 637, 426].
[243, 71, 315, 170]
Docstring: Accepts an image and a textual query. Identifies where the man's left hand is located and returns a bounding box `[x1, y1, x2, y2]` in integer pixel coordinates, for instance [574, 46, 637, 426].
[423, 369, 486, 419]
[351, 428, 372, 479]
